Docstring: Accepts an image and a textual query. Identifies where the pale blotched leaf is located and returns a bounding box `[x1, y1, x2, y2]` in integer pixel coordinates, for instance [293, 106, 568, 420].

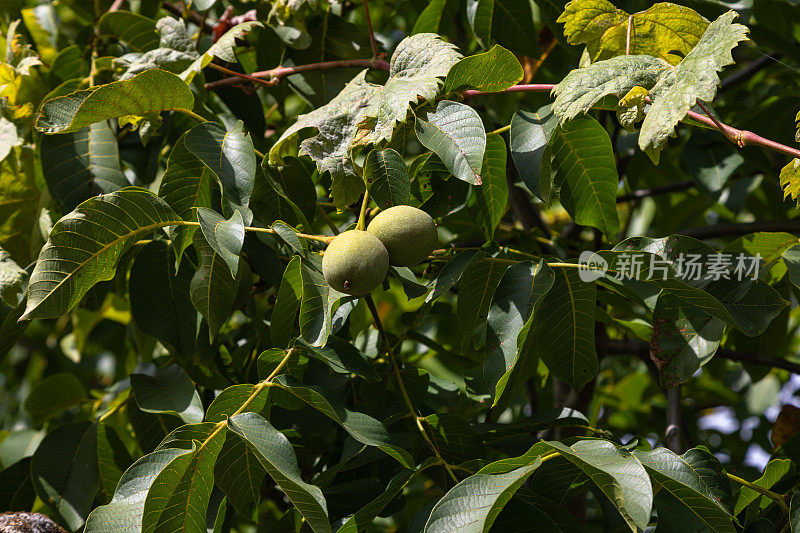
[21, 188, 183, 320]
[415, 100, 486, 185]
[269, 34, 460, 206]
[0, 247, 27, 307]
[35, 69, 194, 134]
[639, 11, 748, 162]
[227, 412, 331, 533]
[558, 0, 709, 64]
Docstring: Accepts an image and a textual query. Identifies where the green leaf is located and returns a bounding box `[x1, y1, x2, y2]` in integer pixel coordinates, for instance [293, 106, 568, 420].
[780, 159, 800, 205]
[130, 364, 204, 424]
[190, 231, 240, 340]
[269, 34, 461, 205]
[557, 0, 709, 64]
[484, 260, 554, 404]
[85, 447, 192, 532]
[23, 373, 86, 425]
[424, 461, 542, 533]
[129, 241, 197, 359]
[41, 120, 128, 214]
[457, 255, 509, 352]
[365, 148, 411, 208]
[734, 458, 791, 514]
[35, 69, 195, 134]
[0, 457, 35, 511]
[443, 45, 523, 94]
[467, 0, 493, 48]
[185, 120, 256, 226]
[472, 134, 508, 240]
[273, 376, 414, 468]
[339, 459, 438, 532]
[142, 430, 225, 533]
[638, 11, 749, 163]
[97, 10, 160, 52]
[552, 55, 668, 122]
[272, 256, 303, 348]
[115, 17, 198, 80]
[550, 115, 619, 238]
[197, 208, 245, 278]
[408, 153, 471, 217]
[791, 491, 800, 533]
[412, 0, 449, 34]
[416, 100, 486, 185]
[22, 188, 182, 320]
[96, 423, 133, 500]
[181, 22, 263, 83]
[417, 249, 482, 325]
[296, 336, 379, 382]
[633, 447, 734, 532]
[683, 131, 744, 196]
[261, 157, 317, 230]
[0, 148, 40, 266]
[299, 254, 349, 347]
[158, 132, 213, 264]
[227, 412, 331, 533]
[533, 267, 597, 390]
[510, 105, 558, 203]
[545, 440, 652, 531]
[784, 245, 800, 289]
[424, 413, 484, 463]
[723, 232, 798, 284]
[31, 421, 100, 531]
[492, 0, 539, 56]
[214, 431, 266, 515]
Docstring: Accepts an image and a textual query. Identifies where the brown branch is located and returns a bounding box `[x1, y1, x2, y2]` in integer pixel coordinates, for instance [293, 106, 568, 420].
[207, 63, 278, 87]
[680, 220, 800, 239]
[362, 0, 379, 58]
[108, 0, 126, 11]
[463, 84, 554, 99]
[665, 387, 683, 453]
[163, 2, 217, 33]
[205, 58, 390, 90]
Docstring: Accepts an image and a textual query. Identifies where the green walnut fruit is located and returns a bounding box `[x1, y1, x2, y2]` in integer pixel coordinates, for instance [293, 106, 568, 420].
[322, 230, 389, 295]
[367, 205, 438, 266]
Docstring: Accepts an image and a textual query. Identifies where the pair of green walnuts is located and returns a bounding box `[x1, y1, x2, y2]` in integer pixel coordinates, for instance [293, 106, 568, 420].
[322, 205, 438, 296]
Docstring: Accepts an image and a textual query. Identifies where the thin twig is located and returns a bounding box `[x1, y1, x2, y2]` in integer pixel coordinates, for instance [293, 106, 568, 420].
[163, 1, 217, 33]
[206, 58, 390, 90]
[364, 295, 458, 483]
[207, 62, 278, 87]
[625, 16, 634, 55]
[108, 0, 126, 11]
[665, 387, 683, 453]
[616, 180, 696, 203]
[362, 0, 379, 58]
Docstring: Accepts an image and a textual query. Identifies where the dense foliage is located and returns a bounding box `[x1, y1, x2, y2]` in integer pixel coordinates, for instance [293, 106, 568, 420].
[3, 0, 800, 531]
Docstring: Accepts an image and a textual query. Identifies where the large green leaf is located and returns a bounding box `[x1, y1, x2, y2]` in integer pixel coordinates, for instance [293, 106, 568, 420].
[550, 115, 619, 238]
[0, 147, 42, 266]
[227, 412, 330, 533]
[557, 0, 709, 64]
[142, 427, 225, 533]
[299, 254, 349, 347]
[35, 69, 195, 134]
[412, 0, 449, 33]
[261, 157, 317, 230]
[484, 260, 554, 404]
[424, 461, 542, 532]
[415, 100, 486, 186]
[22, 188, 182, 320]
[97, 10, 160, 52]
[365, 148, 411, 208]
[158, 132, 213, 264]
[734, 458, 791, 514]
[417, 249, 482, 325]
[85, 447, 192, 532]
[31, 421, 100, 531]
[185, 121, 256, 226]
[638, 11, 748, 162]
[23, 373, 86, 425]
[271, 256, 303, 348]
[510, 105, 558, 203]
[129, 241, 197, 359]
[0, 248, 26, 308]
[130, 365, 204, 425]
[457, 255, 509, 352]
[0, 457, 35, 511]
[296, 337, 379, 382]
[269, 34, 461, 205]
[633, 447, 734, 532]
[545, 440, 652, 531]
[190, 232, 240, 340]
[214, 431, 266, 515]
[466, 0, 493, 48]
[273, 375, 414, 468]
[96, 423, 133, 500]
[472, 134, 508, 240]
[532, 267, 597, 390]
[41, 121, 128, 213]
[197, 208, 245, 277]
[443, 45, 523, 94]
